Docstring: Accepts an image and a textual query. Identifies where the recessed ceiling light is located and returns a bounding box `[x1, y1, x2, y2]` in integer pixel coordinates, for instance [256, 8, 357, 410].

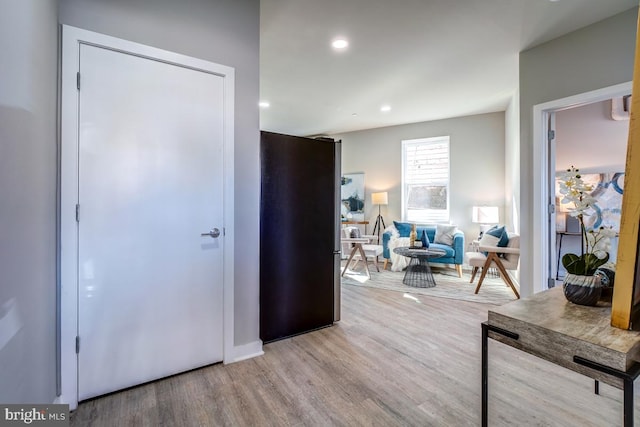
[332, 39, 349, 49]
[258, 101, 270, 108]
[380, 105, 391, 112]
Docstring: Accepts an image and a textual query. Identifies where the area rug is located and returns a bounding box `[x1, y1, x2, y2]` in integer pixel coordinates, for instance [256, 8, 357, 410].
[341, 263, 518, 305]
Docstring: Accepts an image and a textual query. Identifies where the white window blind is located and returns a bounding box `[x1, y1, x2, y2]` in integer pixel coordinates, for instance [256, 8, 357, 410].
[402, 137, 450, 223]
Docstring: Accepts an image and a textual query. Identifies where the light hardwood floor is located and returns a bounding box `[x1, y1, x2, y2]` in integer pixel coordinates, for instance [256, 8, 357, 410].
[71, 284, 637, 426]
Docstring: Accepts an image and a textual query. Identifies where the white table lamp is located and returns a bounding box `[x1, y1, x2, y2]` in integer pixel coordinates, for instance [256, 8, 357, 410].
[472, 206, 499, 238]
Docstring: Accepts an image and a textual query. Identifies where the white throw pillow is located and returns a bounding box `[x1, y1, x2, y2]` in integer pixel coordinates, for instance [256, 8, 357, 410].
[389, 237, 411, 271]
[479, 231, 500, 247]
[435, 224, 457, 246]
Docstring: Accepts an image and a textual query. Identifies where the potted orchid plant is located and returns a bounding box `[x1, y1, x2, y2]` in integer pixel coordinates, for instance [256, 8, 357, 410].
[558, 166, 616, 305]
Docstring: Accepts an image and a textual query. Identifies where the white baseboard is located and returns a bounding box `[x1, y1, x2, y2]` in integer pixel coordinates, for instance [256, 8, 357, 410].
[58, 342, 264, 410]
[56, 341, 263, 411]
[229, 340, 263, 363]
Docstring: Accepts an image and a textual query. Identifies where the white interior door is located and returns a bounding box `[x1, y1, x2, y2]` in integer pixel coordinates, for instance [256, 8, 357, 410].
[77, 43, 224, 400]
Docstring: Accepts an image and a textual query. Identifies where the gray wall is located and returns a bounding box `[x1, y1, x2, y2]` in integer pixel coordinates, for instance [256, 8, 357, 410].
[334, 112, 506, 246]
[0, 0, 59, 403]
[519, 7, 637, 296]
[58, 0, 261, 348]
[0, 0, 260, 404]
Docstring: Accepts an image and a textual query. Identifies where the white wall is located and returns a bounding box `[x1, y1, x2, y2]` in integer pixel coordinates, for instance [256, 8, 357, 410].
[0, 0, 58, 403]
[505, 92, 520, 234]
[58, 0, 260, 350]
[556, 100, 628, 173]
[519, 7, 637, 296]
[334, 112, 506, 246]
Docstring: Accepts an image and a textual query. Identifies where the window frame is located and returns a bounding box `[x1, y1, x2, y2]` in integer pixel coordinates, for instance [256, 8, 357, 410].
[401, 136, 451, 223]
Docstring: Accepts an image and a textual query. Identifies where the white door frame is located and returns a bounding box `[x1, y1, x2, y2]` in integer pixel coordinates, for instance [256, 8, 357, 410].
[531, 81, 631, 295]
[59, 25, 235, 409]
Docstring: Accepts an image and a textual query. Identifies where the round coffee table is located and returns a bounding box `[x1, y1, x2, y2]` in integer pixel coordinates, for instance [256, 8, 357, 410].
[393, 246, 447, 288]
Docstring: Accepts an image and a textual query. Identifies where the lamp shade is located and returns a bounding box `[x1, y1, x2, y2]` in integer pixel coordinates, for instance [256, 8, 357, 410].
[556, 196, 571, 213]
[472, 206, 499, 224]
[371, 191, 388, 205]
[558, 202, 571, 213]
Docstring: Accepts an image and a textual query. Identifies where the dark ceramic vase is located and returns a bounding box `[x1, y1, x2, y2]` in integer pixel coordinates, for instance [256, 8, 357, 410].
[563, 273, 602, 306]
[421, 230, 429, 248]
[594, 267, 615, 300]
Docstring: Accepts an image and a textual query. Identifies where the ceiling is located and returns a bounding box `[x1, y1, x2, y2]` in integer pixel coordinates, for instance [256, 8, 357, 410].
[260, 0, 638, 137]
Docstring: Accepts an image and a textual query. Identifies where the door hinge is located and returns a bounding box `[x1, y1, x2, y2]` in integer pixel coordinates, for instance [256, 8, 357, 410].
[75, 336, 80, 354]
[549, 203, 556, 214]
[75, 204, 80, 222]
[548, 129, 555, 140]
[548, 277, 556, 288]
[76, 72, 80, 90]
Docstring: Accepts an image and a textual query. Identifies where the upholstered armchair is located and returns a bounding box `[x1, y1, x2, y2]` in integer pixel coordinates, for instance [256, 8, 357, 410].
[464, 232, 520, 299]
[341, 226, 383, 278]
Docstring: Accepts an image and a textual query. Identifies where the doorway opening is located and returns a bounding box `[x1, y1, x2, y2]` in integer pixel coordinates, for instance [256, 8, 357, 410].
[532, 81, 632, 295]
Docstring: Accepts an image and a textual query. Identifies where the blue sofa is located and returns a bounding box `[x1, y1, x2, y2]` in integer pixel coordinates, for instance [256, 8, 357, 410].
[382, 224, 465, 277]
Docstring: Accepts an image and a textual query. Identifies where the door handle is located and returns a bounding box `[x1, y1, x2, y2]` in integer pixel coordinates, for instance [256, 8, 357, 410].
[201, 228, 221, 238]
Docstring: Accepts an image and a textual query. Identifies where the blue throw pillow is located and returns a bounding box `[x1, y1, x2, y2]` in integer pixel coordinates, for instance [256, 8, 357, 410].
[479, 225, 509, 254]
[421, 230, 430, 248]
[393, 221, 412, 237]
[495, 226, 509, 247]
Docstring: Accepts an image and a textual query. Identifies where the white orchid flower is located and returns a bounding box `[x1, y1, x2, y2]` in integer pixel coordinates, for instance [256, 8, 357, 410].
[593, 250, 608, 259]
[598, 227, 617, 238]
[558, 167, 614, 275]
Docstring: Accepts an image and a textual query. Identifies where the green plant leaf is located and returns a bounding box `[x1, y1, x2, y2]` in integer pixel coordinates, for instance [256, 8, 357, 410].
[562, 253, 610, 276]
[561, 253, 579, 268]
[562, 253, 586, 275]
[583, 253, 609, 275]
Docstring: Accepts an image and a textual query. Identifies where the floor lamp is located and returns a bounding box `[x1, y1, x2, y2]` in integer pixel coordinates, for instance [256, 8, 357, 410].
[371, 192, 388, 242]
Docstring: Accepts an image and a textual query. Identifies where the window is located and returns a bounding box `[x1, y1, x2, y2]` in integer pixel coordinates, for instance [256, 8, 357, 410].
[402, 136, 450, 223]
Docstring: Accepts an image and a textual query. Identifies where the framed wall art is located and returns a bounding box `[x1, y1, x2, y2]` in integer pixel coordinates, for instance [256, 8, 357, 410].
[341, 173, 365, 221]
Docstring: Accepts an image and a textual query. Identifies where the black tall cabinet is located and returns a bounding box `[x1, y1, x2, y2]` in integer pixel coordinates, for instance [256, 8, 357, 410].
[260, 131, 341, 343]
